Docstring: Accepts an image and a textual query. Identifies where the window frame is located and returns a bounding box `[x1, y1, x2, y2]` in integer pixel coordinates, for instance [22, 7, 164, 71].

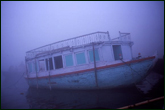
[53, 55, 64, 69]
[27, 61, 33, 73]
[45, 57, 54, 71]
[75, 51, 87, 65]
[64, 53, 74, 67]
[112, 45, 123, 60]
[87, 48, 100, 63]
[27, 60, 38, 73]
[37, 58, 46, 72]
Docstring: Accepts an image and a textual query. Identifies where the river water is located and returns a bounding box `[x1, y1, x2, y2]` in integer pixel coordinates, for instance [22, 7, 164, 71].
[1, 70, 164, 109]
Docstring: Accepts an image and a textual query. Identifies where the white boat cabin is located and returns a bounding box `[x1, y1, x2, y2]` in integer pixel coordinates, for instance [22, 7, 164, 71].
[25, 31, 133, 77]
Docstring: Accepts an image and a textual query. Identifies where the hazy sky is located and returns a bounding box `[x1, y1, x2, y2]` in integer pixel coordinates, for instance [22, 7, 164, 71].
[1, 1, 164, 71]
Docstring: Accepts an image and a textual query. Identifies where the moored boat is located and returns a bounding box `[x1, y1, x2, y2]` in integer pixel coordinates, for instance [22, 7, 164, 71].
[25, 31, 157, 90]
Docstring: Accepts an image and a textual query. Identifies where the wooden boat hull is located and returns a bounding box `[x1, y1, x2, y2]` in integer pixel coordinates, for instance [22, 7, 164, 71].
[26, 56, 156, 90]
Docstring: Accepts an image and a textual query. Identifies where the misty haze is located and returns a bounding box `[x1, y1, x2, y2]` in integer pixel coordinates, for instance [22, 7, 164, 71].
[1, 1, 164, 109]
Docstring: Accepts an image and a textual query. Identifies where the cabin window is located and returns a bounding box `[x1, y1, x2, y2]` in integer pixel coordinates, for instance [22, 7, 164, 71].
[89, 49, 100, 62]
[27, 63, 32, 73]
[38, 59, 45, 71]
[76, 52, 86, 65]
[112, 45, 122, 60]
[27, 62, 38, 73]
[65, 54, 74, 67]
[54, 56, 63, 69]
[34, 62, 39, 72]
[46, 58, 53, 70]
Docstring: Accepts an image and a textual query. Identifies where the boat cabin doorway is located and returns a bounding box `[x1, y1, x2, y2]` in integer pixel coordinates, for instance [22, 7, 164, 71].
[112, 45, 122, 60]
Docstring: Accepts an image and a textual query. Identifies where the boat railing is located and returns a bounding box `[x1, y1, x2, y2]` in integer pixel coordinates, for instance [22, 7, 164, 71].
[111, 32, 131, 41]
[26, 31, 110, 59]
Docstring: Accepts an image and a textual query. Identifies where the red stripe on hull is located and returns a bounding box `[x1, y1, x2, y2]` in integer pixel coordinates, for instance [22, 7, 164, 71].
[26, 56, 155, 79]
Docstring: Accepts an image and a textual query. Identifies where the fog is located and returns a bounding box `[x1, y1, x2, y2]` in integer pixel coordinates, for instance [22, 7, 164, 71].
[1, 1, 164, 71]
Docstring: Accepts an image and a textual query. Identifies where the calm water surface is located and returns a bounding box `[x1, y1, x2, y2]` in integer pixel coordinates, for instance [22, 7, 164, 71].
[1, 71, 164, 109]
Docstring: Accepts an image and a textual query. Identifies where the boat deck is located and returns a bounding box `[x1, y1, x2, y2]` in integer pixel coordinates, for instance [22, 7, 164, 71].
[25, 31, 131, 60]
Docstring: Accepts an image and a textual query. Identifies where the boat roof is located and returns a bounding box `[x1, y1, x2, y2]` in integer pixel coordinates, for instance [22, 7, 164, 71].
[25, 31, 132, 59]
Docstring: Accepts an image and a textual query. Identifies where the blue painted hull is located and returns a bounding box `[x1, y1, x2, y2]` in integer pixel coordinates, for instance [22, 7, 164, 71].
[27, 58, 154, 90]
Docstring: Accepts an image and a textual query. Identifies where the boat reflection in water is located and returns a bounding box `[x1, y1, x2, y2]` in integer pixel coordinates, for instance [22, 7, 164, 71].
[25, 86, 145, 109]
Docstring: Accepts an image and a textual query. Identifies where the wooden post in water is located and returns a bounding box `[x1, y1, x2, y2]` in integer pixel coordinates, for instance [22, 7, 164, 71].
[107, 31, 110, 41]
[35, 58, 38, 89]
[92, 43, 98, 87]
[48, 53, 52, 90]
[25, 57, 29, 85]
[48, 59, 51, 90]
